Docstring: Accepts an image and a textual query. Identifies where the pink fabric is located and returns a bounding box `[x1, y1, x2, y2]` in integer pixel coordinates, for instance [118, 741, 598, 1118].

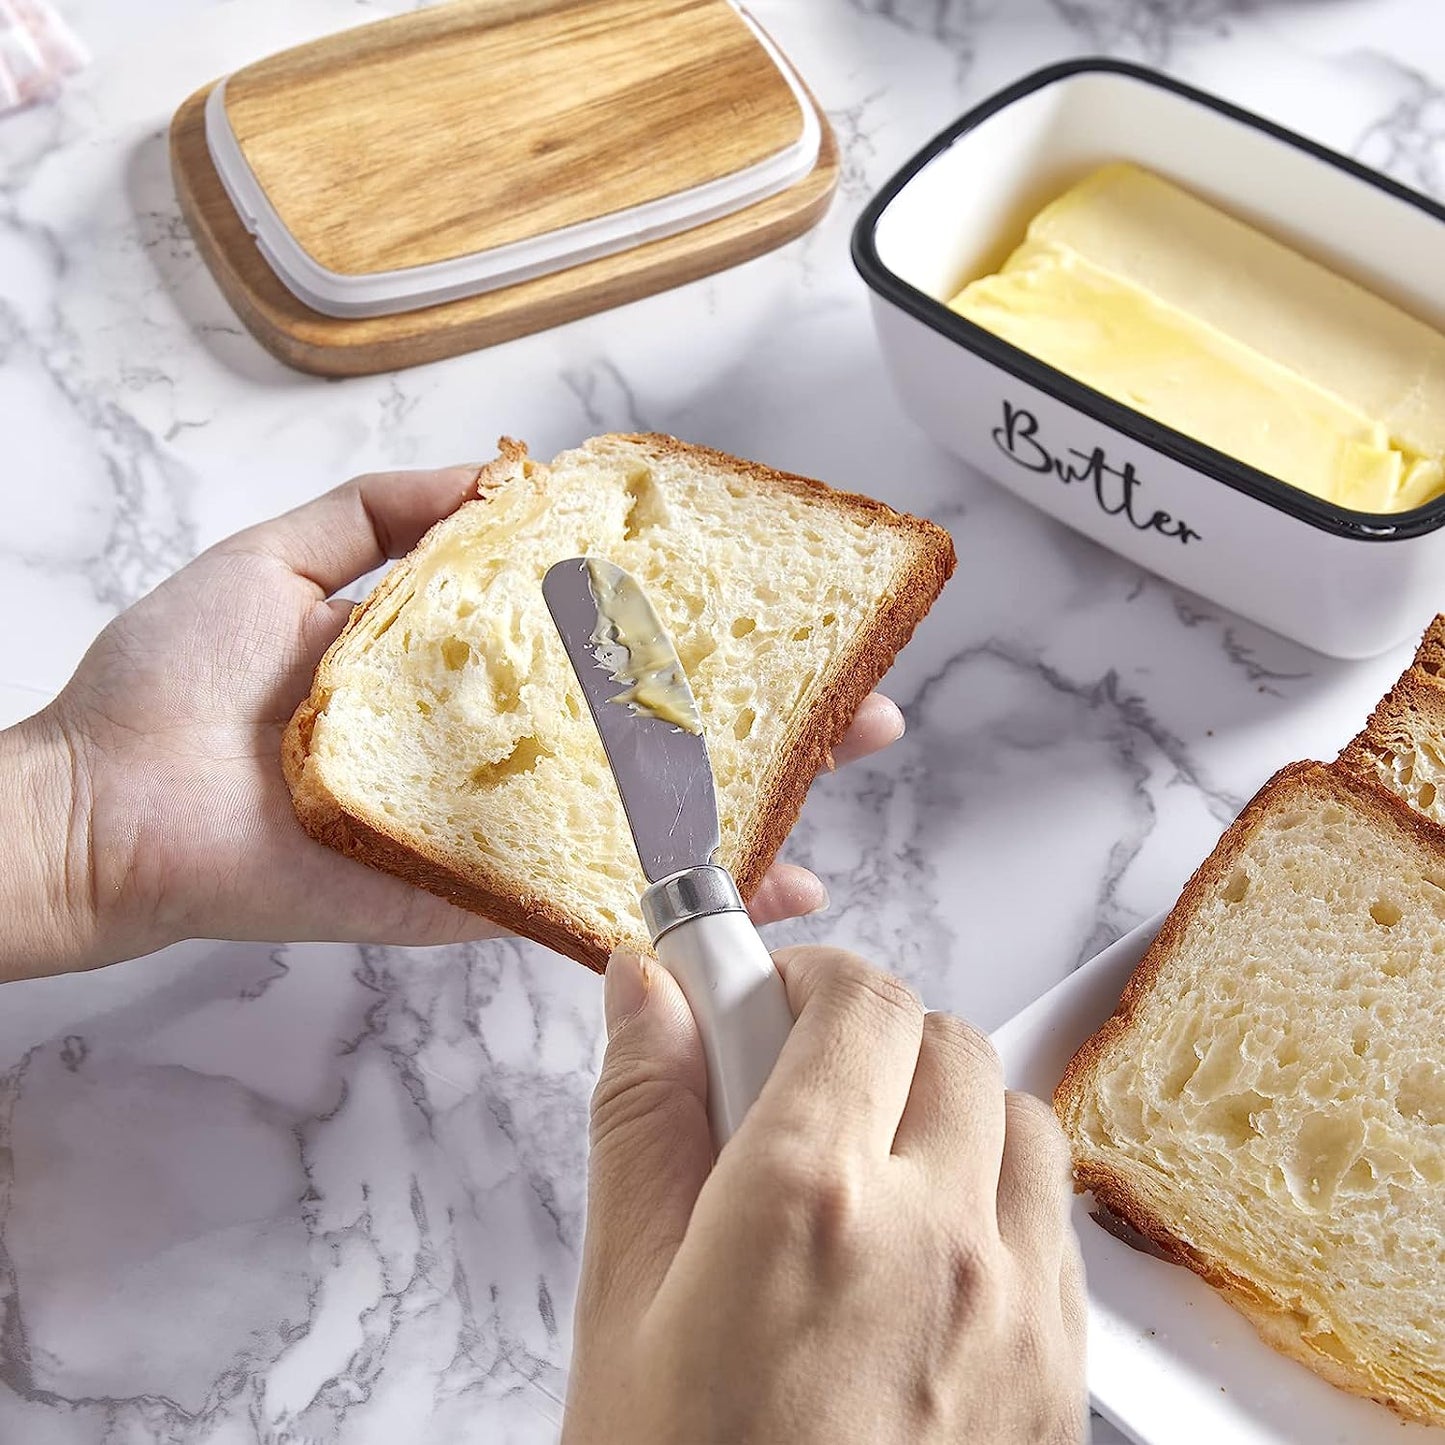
[0, 0, 87, 116]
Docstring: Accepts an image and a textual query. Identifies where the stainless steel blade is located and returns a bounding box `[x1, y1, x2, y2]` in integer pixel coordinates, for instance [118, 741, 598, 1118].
[543, 557, 719, 883]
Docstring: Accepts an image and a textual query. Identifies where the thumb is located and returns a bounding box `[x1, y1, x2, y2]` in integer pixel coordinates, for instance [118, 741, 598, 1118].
[579, 950, 712, 1322]
[300, 595, 360, 672]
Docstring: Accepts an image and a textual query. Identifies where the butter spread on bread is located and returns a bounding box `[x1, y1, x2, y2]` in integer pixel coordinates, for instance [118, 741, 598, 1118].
[584, 556, 702, 734]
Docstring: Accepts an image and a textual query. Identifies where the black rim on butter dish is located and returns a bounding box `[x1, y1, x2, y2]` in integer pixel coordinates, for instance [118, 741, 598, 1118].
[851, 57, 1445, 544]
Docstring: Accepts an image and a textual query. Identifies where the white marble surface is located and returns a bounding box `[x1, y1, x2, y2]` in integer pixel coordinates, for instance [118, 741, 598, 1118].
[3, 1, 1445, 1440]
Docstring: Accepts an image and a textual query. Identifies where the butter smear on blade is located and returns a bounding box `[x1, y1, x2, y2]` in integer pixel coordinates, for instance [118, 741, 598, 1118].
[585, 558, 703, 734]
[949, 162, 1445, 513]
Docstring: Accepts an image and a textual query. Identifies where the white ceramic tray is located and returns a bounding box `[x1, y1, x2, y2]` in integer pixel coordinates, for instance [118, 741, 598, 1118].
[992, 915, 1445, 1445]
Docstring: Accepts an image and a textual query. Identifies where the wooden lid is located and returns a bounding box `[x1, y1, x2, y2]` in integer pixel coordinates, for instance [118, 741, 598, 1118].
[171, 71, 839, 375]
[220, 0, 810, 279]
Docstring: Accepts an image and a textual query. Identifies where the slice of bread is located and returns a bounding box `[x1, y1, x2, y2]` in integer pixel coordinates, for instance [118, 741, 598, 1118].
[1056, 761, 1445, 1425]
[283, 433, 954, 969]
[1341, 614, 1445, 828]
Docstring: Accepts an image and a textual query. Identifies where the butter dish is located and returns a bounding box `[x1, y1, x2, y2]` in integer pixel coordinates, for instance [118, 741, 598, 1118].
[170, 0, 838, 375]
[853, 59, 1445, 659]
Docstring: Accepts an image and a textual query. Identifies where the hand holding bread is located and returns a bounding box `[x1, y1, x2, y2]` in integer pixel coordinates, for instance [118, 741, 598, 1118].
[283, 434, 954, 968]
[2, 456, 914, 980]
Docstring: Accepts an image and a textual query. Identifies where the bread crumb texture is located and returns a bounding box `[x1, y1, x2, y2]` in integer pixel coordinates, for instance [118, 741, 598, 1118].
[1058, 762, 1445, 1425]
[288, 434, 953, 965]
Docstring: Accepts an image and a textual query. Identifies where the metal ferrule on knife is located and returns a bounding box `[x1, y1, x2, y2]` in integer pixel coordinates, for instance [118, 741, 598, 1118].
[641, 863, 746, 943]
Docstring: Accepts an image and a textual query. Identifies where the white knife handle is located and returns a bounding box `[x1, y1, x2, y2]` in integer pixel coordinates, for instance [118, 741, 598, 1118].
[655, 908, 793, 1146]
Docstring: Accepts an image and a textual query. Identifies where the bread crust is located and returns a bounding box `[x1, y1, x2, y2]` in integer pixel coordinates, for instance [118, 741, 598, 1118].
[283, 433, 955, 972]
[1055, 759, 1445, 1426]
[1340, 614, 1445, 782]
[1076, 1165, 1437, 1422]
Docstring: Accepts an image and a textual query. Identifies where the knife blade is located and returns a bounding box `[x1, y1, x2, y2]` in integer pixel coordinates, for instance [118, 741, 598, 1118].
[541, 555, 717, 883]
[542, 556, 794, 1145]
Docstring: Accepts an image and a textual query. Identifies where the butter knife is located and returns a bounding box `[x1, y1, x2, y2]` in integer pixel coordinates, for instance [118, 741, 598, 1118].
[542, 556, 793, 1146]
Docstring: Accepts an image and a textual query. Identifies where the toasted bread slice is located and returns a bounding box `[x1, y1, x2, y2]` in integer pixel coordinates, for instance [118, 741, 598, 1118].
[1056, 761, 1445, 1425]
[283, 433, 954, 969]
[1341, 614, 1445, 827]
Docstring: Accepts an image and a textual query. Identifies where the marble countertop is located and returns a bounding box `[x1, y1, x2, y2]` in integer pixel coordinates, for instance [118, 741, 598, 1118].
[4, 1, 1445, 1440]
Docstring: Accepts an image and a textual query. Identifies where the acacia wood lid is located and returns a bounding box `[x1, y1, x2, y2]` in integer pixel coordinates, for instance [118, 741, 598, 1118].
[214, 0, 813, 302]
[170, 0, 839, 371]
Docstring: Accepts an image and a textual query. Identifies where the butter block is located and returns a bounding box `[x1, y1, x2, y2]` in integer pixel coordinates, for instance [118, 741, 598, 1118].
[949, 163, 1445, 514]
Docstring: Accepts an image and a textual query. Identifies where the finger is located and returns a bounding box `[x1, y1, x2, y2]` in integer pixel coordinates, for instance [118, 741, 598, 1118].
[286, 595, 360, 683]
[829, 693, 905, 769]
[220, 465, 483, 597]
[578, 951, 712, 1324]
[747, 863, 827, 924]
[996, 1090, 1074, 1261]
[891, 1011, 1008, 1217]
[741, 946, 924, 1158]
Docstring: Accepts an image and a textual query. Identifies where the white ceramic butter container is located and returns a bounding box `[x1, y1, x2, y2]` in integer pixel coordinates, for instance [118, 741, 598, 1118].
[853, 59, 1445, 659]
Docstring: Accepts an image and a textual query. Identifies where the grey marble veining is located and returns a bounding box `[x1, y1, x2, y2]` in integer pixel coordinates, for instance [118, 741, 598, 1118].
[1355, 55, 1445, 192]
[1043, 0, 1246, 61]
[3, 1, 1445, 1440]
